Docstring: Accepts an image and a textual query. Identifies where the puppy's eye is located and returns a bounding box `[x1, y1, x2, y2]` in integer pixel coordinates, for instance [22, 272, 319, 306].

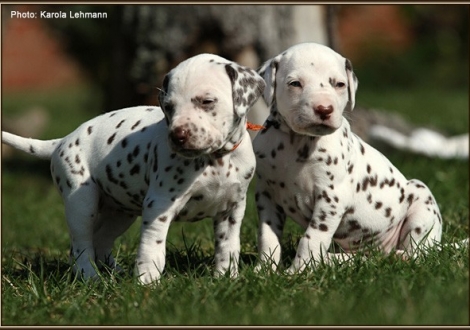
[288, 81, 302, 88]
[336, 82, 346, 88]
[202, 99, 215, 105]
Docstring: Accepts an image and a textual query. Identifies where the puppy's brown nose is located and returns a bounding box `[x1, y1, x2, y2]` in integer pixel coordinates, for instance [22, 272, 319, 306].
[314, 105, 333, 120]
[170, 127, 189, 146]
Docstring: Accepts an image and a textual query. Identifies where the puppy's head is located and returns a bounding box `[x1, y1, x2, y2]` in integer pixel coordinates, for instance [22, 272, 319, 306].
[159, 54, 265, 158]
[259, 43, 358, 136]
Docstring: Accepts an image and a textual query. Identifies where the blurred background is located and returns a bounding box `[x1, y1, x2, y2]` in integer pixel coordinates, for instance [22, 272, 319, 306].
[2, 4, 468, 99]
[2, 4, 468, 142]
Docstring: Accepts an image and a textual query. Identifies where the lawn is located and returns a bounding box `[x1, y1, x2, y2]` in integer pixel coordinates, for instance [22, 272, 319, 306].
[1, 85, 468, 325]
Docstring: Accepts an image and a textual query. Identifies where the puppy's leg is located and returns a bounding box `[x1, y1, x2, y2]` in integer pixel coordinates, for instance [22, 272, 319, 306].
[64, 183, 100, 280]
[288, 201, 342, 274]
[93, 209, 137, 271]
[136, 193, 190, 285]
[213, 199, 246, 278]
[397, 179, 442, 258]
[255, 187, 286, 272]
[136, 207, 171, 284]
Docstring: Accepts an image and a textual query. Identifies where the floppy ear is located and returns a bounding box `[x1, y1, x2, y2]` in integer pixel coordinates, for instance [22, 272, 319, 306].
[258, 56, 280, 107]
[345, 58, 358, 111]
[225, 63, 266, 117]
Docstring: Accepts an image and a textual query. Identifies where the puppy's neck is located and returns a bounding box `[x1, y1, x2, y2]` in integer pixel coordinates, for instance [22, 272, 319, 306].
[266, 103, 293, 135]
[213, 117, 247, 158]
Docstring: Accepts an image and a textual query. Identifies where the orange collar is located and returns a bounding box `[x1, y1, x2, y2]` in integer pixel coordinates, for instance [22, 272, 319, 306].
[230, 122, 265, 152]
[246, 122, 266, 131]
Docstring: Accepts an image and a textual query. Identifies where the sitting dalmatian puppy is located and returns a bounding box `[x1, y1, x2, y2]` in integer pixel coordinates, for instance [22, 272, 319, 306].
[253, 43, 443, 273]
[2, 54, 265, 284]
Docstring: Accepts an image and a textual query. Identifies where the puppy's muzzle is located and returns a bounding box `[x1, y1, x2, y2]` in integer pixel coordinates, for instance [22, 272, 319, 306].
[169, 126, 209, 158]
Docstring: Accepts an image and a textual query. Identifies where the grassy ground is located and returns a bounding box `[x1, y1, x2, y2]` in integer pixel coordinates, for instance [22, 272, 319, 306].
[1, 85, 468, 325]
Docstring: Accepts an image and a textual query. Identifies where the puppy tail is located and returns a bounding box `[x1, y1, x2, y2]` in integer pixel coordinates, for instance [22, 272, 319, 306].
[2, 131, 61, 160]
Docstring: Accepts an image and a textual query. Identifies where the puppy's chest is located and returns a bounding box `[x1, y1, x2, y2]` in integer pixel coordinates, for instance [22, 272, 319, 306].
[256, 126, 412, 236]
[171, 156, 254, 222]
[175, 181, 240, 222]
[255, 132, 348, 219]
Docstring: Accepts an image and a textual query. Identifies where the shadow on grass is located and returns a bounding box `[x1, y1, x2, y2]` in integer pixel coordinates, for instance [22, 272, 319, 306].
[2, 248, 71, 281]
[2, 242, 262, 284]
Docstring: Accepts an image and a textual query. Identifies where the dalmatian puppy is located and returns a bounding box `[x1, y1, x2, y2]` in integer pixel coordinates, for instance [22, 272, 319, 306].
[2, 54, 265, 284]
[253, 43, 443, 273]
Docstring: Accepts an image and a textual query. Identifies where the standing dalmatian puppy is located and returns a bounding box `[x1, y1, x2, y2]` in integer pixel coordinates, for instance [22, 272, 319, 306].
[253, 43, 443, 273]
[2, 54, 265, 284]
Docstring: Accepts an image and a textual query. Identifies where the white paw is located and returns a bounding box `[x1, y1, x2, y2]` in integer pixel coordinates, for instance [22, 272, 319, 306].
[135, 263, 162, 285]
[286, 260, 307, 275]
[213, 265, 239, 279]
[254, 261, 278, 273]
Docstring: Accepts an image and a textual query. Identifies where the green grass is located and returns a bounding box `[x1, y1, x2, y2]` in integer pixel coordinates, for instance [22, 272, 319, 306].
[1, 86, 468, 325]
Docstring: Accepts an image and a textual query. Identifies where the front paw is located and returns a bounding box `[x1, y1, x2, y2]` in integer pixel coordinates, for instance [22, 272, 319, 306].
[135, 262, 162, 285]
[286, 258, 308, 275]
[213, 264, 239, 279]
[72, 261, 100, 281]
[254, 260, 279, 273]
